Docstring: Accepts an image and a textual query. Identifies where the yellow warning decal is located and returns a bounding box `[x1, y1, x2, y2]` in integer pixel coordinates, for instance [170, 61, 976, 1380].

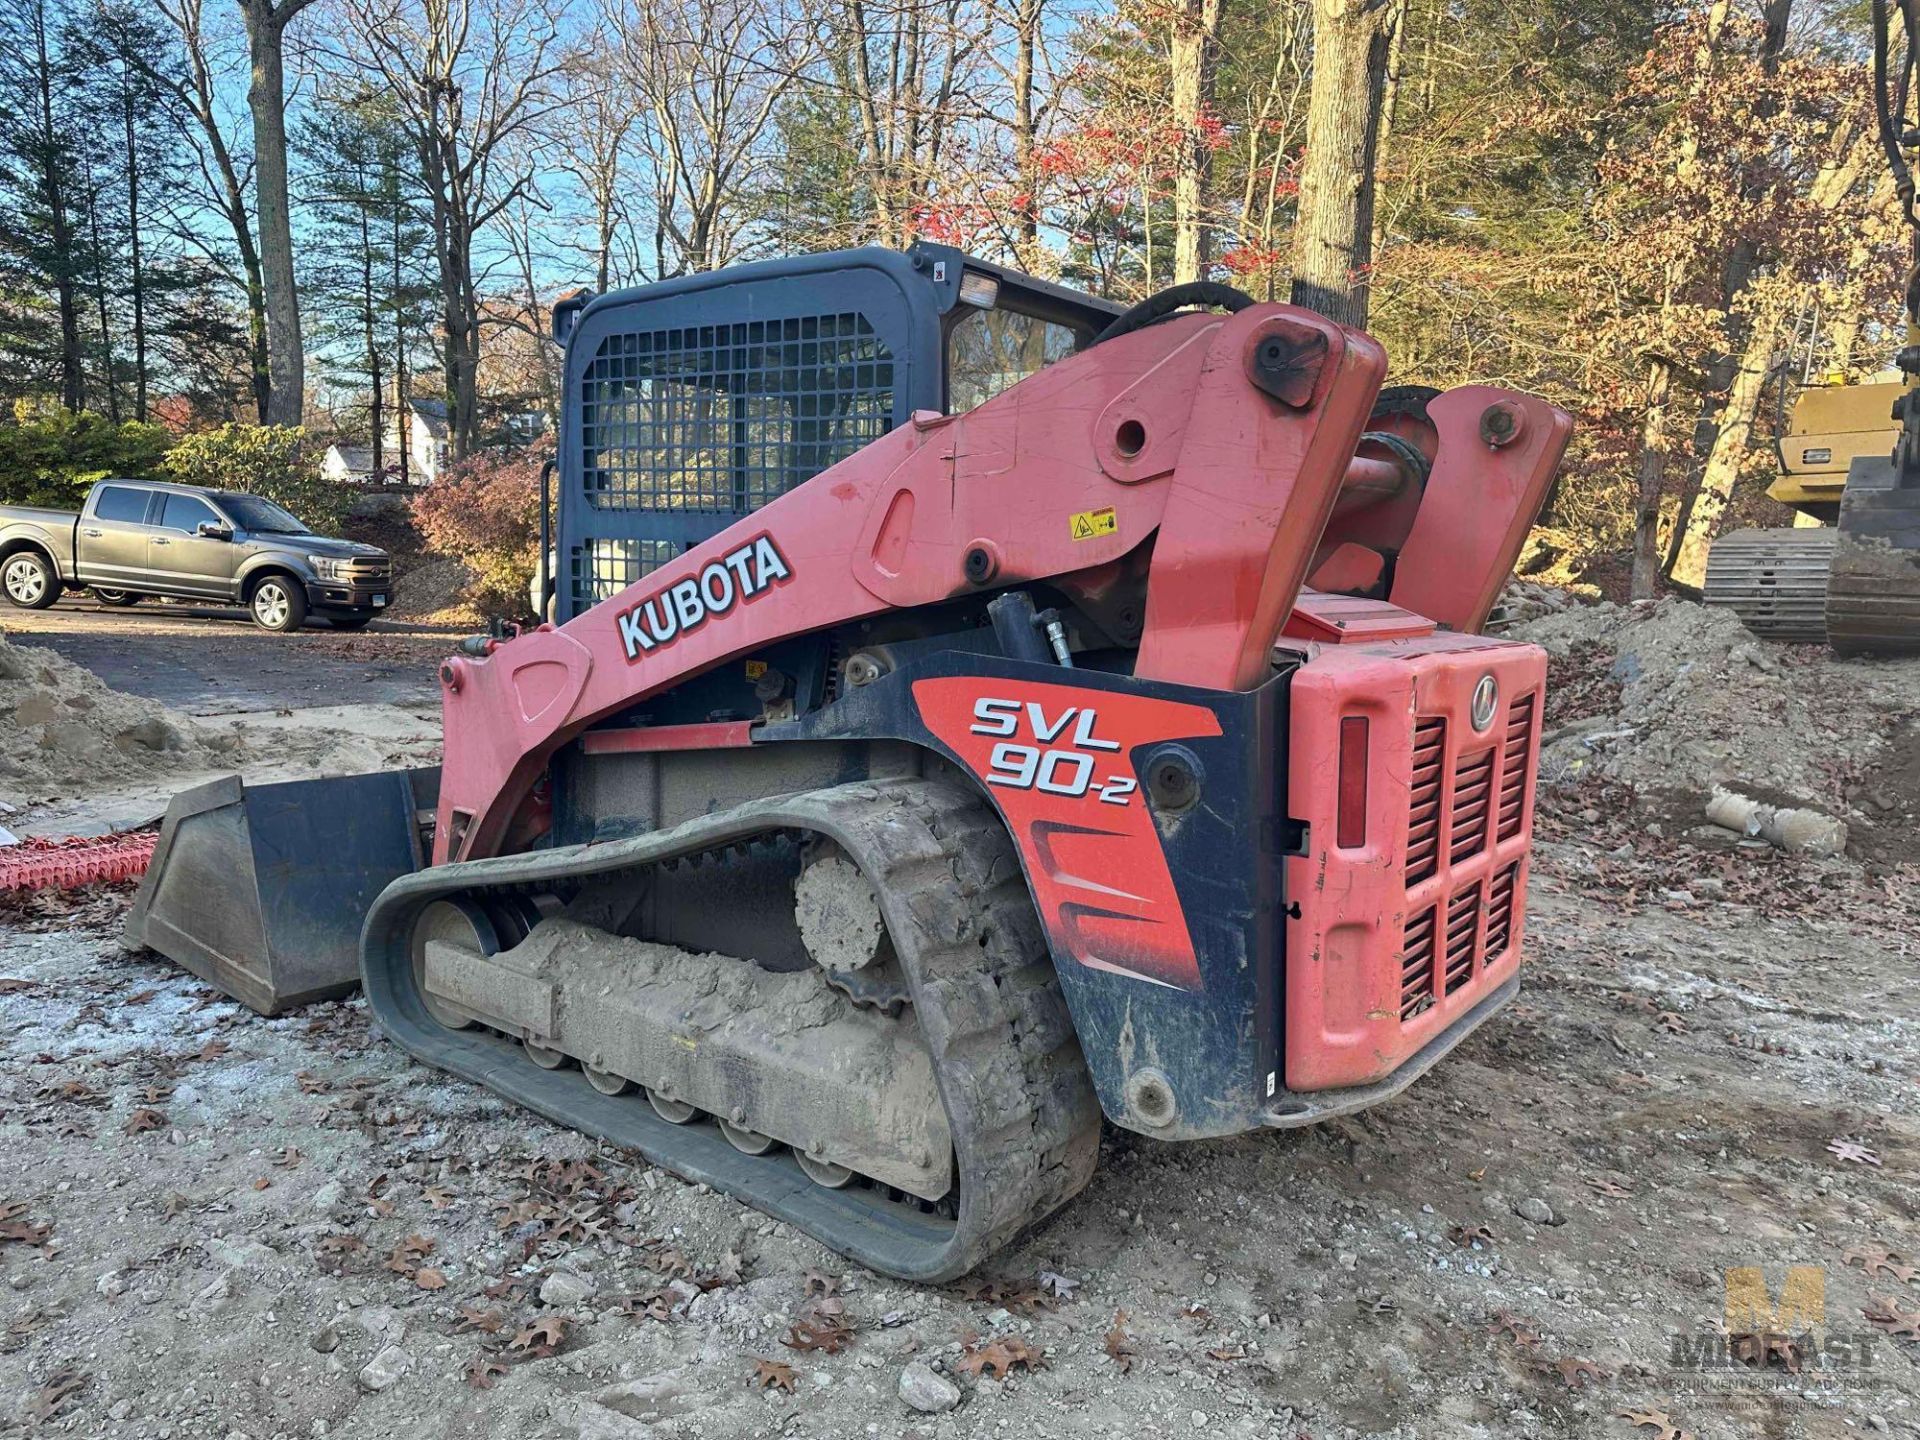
[744, 660, 768, 679]
[1070, 506, 1118, 542]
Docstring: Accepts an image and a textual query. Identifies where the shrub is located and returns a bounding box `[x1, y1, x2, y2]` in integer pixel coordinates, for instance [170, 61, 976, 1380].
[409, 443, 550, 617]
[0, 402, 173, 508]
[162, 423, 352, 533]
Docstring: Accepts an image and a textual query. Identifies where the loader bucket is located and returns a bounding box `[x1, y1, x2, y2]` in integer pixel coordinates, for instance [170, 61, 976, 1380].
[124, 767, 438, 1015]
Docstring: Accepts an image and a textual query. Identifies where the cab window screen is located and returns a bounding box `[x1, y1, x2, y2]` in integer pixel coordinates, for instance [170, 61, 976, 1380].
[947, 308, 1080, 413]
[94, 486, 150, 524]
[579, 314, 895, 514]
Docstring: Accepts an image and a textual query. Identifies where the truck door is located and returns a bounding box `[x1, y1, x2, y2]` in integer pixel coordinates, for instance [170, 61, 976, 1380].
[149, 492, 238, 599]
[75, 483, 161, 589]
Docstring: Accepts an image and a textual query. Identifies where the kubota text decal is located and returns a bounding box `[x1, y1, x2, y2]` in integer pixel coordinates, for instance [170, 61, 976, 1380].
[914, 677, 1222, 991]
[616, 534, 792, 661]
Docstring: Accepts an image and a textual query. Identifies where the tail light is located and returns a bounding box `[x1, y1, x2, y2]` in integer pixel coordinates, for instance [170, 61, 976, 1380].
[1336, 716, 1369, 848]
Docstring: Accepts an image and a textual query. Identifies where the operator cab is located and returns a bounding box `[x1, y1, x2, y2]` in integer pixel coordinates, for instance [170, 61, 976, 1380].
[545, 245, 1122, 621]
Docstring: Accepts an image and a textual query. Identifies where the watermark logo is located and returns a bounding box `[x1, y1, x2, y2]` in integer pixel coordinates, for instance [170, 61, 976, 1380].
[1667, 1266, 1878, 1398]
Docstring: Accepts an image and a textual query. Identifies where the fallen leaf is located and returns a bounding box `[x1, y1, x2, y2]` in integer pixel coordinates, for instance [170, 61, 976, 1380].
[1489, 1310, 1540, 1348]
[423, 1185, 456, 1209]
[272, 1147, 303, 1169]
[29, 1367, 87, 1422]
[1842, 1247, 1918, 1285]
[1206, 1344, 1248, 1362]
[464, 1355, 510, 1390]
[1863, 1295, 1920, 1339]
[1555, 1356, 1607, 1388]
[1104, 1309, 1138, 1374]
[123, 989, 158, 1006]
[385, 1235, 434, 1275]
[251, 1177, 271, 1192]
[750, 1357, 796, 1393]
[1586, 1175, 1633, 1199]
[0, 978, 37, 994]
[1036, 1269, 1080, 1300]
[1827, 1138, 1881, 1166]
[510, 1315, 568, 1353]
[122, 1107, 167, 1135]
[958, 1335, 1047, 1380]
[316, 1234, 368, 1262]
[783, 1309, 856, 1354]
[413, 1267, 448, 1291]
[194, 1039, 230, 1061]
[1447, 1223, 1496, 1249]
[801, 1269, 839, 1299]
[1616, 1407, 1696, 1440]
[1655, 1011, 1687, 1034]
[1729, 1332, 1801, 1372]
[295, 1071, 331, 1094]
[455, 1306, 506, 1335]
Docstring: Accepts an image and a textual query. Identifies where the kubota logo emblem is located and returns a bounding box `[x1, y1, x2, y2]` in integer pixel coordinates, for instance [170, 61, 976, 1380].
[615, 534, 792, 661]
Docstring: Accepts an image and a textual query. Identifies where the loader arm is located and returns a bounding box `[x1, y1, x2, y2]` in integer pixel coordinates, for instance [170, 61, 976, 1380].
[436, 305, 1566, 864]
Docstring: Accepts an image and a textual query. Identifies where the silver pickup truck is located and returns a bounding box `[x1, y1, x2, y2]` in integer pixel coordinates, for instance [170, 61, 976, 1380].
[0, 478, 393, 632]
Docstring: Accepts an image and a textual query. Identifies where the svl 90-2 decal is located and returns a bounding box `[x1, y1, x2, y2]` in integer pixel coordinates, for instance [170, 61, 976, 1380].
[914, 677, 1222, 991]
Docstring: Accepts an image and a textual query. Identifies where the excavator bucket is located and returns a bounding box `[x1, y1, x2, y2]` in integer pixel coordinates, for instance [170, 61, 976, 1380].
[124, 767, 437, 1015]
[1826, 454, 1920, 655]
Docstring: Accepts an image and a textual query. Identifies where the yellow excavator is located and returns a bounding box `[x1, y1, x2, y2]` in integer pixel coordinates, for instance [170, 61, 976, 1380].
[1703, 376, 1914, 648]
[1702, 0, 1920, 656]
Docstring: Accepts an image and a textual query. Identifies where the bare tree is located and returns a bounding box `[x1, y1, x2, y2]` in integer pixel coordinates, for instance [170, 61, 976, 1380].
[1289, 0, 1402, 326]
[237, 0, 316, 423]
[844, 0, 983, 250]
[141, 0, 272, 419]
[334, 0, 568, 458]
[611, 0, 815, 276]
[1168, 0, 1223, 284]
[551, 45, 647, 292]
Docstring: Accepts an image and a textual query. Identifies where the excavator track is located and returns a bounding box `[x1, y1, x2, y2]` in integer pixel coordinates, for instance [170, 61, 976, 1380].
[361, 778, 1102, 1282]
[1828, 464, 1920, 656]
[1702, 527, 1836, 643]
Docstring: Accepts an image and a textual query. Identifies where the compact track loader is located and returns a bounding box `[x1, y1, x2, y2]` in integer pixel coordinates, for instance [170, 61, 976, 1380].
[130, 246, 1570, 1281]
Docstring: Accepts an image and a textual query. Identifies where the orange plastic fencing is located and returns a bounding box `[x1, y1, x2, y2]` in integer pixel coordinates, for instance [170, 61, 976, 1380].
[0, 832, 158, 892]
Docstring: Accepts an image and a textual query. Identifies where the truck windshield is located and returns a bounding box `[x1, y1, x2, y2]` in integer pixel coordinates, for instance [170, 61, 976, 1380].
[219, 495, 310, 535]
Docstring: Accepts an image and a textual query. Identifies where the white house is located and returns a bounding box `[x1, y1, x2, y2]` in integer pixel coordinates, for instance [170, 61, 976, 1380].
[321, 443, 376, 485]
[383, 397, 452, 484]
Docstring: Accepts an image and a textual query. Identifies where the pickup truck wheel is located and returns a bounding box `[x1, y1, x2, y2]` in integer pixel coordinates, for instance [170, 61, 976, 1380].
[91, 588, 141, 607]
[249, 577, 308, 633]
[2, 552, 59, 610]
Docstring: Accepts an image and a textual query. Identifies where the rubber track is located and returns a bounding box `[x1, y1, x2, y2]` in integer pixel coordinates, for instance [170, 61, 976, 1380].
[361, 779, 1102, 1282]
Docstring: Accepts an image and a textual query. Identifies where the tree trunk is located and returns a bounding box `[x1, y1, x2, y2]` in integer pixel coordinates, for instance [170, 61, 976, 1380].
[1010, 0, 1043, 271]
[1631, 358, 1674, 599]
[240, 0, 312, 427]
[82, 171, 119, 423]
[29, 0, 83, 411]
[361, 200, 383, 476]
[1289, 0, 1399, 328]
[1169, 0, 1225, 285]
[122, 71, 148, 422]
[1668, 306, 1784, 589]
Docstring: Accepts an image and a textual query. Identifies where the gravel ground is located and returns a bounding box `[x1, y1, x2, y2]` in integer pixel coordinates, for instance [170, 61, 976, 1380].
[2, 595, 1918, 1440]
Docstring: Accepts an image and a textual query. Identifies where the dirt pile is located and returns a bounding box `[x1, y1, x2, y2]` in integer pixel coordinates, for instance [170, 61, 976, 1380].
[0, 632, 234, 807]
[1509, 591, 1920, 861]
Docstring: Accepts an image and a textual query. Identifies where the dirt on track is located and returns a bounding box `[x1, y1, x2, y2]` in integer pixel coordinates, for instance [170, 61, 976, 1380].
[1, 595, 1918, 1440]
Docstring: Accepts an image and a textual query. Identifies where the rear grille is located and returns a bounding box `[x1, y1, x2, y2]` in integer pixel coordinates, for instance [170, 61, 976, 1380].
[1443, 880, 1481, 994]
[1400, 905, 1437, 1020]
[1406, 718, 1445, 885]
[1485, 862, 1518, 960]
[1450, 748, 1495, 863]
[1498, 692, 1536, 841]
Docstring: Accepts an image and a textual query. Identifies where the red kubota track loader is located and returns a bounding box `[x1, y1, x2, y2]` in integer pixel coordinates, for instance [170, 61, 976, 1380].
[128, 246, 1571, 1282]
